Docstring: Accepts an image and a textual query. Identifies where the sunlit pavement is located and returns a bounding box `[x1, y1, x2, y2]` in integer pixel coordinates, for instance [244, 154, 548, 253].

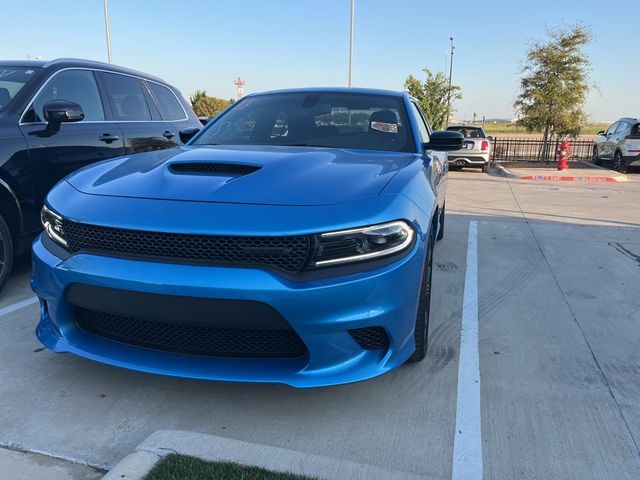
[1, 170, 640, 479]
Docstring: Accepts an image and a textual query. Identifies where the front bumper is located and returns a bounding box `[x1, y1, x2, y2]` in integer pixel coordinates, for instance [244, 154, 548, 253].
[32, 233, 425, 388]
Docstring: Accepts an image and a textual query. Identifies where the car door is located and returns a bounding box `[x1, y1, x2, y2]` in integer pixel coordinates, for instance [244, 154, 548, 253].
[614, 121, 630, 152]
[19, 68, 125, 218]
[602, 122, 619, 159]
[145, 80, 196, 143]
[98, 72, 178, 155]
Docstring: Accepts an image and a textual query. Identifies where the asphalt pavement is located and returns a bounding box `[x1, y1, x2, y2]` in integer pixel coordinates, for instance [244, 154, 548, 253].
[1, 170, 640, 479]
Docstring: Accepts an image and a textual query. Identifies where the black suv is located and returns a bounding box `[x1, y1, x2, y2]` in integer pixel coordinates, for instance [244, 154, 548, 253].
[0, 58, 201, 289]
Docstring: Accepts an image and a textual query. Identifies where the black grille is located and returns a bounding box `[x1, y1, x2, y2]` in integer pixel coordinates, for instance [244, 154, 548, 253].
[74, 307, 308, 358]
[348, 327, 389, 350]
[170, 162, 261, 175]
[63, 221, 310, 272]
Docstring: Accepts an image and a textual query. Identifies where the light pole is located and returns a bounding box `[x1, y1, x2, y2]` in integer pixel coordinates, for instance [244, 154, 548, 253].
[445, 36, 455, 126]
[348, 0, 355, 87]
[103, 0, 112, 63]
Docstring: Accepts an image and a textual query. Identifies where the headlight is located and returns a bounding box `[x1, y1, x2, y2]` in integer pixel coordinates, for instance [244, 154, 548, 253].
[311, 220, 415, 267]
[41, 206, 68, 248]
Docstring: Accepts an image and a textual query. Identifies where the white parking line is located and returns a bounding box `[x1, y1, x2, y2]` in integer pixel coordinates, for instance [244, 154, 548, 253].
[451, 221, 483, 480]
[0, 296, 38, 317]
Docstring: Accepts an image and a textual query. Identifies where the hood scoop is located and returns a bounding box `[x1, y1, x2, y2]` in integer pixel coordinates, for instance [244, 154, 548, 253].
[170, 162, 262, 176]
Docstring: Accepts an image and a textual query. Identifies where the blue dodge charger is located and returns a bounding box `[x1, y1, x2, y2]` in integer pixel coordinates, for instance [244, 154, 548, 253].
[32, 88, 462, 387]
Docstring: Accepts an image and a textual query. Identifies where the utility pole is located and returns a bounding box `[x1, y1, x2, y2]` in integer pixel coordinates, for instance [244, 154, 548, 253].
[348, 0, 355, 87]
[103, 0, 112, 63]
[445, 36, 455, 126]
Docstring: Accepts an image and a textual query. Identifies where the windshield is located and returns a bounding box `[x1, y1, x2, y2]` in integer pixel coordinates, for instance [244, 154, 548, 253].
[446, 126, 486, 139]
[0, 67, 39, 111]
[192, 92, 415, 153]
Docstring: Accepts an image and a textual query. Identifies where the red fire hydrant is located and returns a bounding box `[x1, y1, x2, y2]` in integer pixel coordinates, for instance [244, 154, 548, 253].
[556, 139, 571, 171]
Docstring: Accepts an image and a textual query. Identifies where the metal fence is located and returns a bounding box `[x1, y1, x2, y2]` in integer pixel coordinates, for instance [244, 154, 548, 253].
[491, 138, 595, 163]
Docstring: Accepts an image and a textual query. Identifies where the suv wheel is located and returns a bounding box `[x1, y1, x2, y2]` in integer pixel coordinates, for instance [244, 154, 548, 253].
[593, 146, 601, 166]
[407, 228, 434, 363]
[613, 151, 627, 174]
[0, 213, 14, 292]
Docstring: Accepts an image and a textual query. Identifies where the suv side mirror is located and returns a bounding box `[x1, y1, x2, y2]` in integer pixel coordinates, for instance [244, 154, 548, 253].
[597, 130, 605, 136]
[425, 131, 464, 151]
[43, 100, 84, 124]
[179, 127, 200, 144]
[487, 135, 494, 142]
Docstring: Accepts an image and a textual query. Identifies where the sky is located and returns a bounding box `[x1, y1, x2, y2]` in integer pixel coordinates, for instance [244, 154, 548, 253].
[3, 0, 638, 122]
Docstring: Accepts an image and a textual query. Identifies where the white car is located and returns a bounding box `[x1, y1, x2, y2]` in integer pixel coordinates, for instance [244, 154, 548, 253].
[445, 125, 492, 172]
[593, 118, 640, 173]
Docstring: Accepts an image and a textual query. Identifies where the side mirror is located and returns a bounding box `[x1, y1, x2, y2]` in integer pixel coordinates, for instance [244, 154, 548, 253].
[179, 127, 200, 144]
[597, 131, 605, 136]
[43, 100, 84, 124]
[425, 131, 464, 151]
[487, 136, 494, 142]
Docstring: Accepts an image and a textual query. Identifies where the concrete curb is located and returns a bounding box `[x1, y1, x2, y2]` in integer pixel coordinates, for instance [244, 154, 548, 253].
[102, 430, 424, 480]
[489, 162, 627, 183]
[488, 161, 519, 179]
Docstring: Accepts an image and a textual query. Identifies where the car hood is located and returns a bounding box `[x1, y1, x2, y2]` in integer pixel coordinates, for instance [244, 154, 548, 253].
[65, 145, 416, 206]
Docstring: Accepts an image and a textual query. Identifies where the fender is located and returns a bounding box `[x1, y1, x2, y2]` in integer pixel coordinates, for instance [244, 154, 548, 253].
[0, 177, 24, 234]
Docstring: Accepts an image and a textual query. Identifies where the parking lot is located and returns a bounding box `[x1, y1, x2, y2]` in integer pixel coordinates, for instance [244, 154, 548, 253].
[2, 170, 640, 479]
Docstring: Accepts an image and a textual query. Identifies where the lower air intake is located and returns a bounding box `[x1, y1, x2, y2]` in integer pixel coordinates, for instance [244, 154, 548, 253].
[348, 327, 390, 350]
[74, 307, 308, 358]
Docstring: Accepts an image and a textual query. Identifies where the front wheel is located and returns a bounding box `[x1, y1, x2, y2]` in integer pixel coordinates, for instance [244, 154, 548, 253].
[0, 213, 14, 293]
[407, 230, 434, 363]
[436, 205, 445, 241]
[613, 151, 627, 174]
[592, 146, 602, 166]
[481, 163, 489, 173]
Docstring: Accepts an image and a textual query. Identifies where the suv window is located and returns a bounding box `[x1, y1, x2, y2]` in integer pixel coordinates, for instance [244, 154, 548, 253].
[148, 82, 185, 121]
[29, 69, 104, 122]
[0, 67, 39, 111]
[409, 102, 430, 143]
[616, 122, 630, 136]
[101, 73, 152, 121]
[605, 122, 619, 135]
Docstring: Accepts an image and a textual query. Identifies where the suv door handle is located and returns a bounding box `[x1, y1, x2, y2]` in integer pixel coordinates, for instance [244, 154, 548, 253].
[162, 131, 175, 139]
[99, 133, 120, 143]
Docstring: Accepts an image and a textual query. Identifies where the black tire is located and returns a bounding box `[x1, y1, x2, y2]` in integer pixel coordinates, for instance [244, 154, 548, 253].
[481, 163, 489, 173]
[613, 151, 627, 174]
[436, 205, 445, 241]
[593, 146, 602, 166]
[448, 164, 460, 172]
[0, 213, 14, 293]
[407, 228, 434, 363]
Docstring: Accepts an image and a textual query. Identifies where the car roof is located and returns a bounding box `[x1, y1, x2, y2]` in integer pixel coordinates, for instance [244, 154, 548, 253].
[0, 58, 166, 84]
[618, 117, 639, 123]
[246, 87, 407, 98]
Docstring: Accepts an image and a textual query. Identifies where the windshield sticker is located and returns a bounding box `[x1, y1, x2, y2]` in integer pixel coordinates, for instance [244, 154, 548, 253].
[371, 121, 398, 134]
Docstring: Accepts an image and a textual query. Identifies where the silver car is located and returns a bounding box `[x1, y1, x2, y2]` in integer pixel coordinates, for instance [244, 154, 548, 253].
[593, 117, 640, 173]
[445, 125, 492, 172]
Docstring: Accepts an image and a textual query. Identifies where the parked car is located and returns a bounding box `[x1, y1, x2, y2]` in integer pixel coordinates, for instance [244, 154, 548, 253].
[0, 58, 201, 290]
[593, 118, 640, 173]
[32, 87, 463, 387]
[445, 125, 493, 172]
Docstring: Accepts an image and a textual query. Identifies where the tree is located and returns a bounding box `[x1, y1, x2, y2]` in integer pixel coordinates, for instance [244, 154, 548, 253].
[514, 25, 592, 155]
[404, 68, 462, 130]
[189, 90, 233, 117]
